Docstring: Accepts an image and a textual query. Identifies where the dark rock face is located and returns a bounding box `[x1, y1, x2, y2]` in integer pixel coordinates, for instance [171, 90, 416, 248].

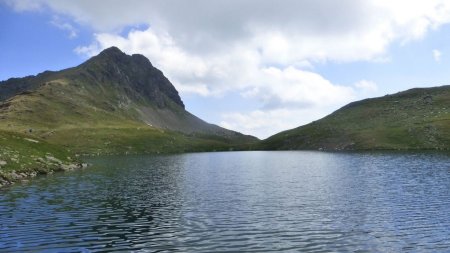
[0, 77, 35, 101]
[78, 46, 185, 109]
[0, 47, 185, 109]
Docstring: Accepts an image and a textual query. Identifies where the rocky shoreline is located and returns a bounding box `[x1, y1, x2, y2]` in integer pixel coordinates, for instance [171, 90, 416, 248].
[0, 158, 88, 188]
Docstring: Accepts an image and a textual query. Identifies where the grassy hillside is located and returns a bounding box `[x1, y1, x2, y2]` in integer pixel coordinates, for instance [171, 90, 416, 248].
[0, 76, 255, 152]
[260, 86, 450, 150]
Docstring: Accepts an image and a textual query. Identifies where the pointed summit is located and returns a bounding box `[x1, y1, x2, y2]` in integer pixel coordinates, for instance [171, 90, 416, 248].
[86, 46, 135, 65]
[99, 46, 124, 55]
[87, 46, 152, 68]
[90, 46, 129, 63]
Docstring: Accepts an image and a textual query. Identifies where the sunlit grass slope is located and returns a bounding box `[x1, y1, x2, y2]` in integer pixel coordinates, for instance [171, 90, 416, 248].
[261, 86, 450, 150]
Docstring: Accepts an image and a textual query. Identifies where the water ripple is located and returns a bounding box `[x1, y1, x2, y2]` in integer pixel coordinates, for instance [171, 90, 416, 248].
[0, 151, 449, 252]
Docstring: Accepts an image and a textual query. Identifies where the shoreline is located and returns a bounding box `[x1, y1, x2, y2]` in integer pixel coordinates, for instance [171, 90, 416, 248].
[0, 162, 88, 188]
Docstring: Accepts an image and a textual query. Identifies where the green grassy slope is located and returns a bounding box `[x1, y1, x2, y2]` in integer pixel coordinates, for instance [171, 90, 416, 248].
[260, 86, 450, 150]
[0, 75, 256, 152]
[0, 130, 80, 185]
[0, 79, 255, 147]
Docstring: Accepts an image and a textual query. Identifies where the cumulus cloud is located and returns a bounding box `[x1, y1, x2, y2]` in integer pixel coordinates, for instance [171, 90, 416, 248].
[220, 109, 308, 139]
[241, 67, 355, 109]
[354, 80, 378, 93]
[50, 16, 77, 38]
[220, 107, 346, 139]
[4, 0, 450, 137]
[433, 49, 442, 62]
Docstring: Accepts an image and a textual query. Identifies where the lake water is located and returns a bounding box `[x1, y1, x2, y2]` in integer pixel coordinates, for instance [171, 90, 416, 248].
[0, 151, 449, 252]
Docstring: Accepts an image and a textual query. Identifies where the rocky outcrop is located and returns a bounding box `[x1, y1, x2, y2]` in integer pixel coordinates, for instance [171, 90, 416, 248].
[0, 158, 88, 187]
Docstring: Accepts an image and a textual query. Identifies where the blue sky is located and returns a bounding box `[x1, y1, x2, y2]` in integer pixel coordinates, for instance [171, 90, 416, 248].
[0, 4, 88, 79]
[2, 1, 450, 138]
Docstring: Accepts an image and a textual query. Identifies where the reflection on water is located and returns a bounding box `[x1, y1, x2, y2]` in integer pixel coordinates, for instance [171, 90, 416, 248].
[0, 151, 449, 252]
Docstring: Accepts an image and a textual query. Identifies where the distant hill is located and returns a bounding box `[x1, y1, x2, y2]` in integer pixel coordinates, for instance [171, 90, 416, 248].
[260, 86, 450, 150]
[0, 47, 257, 181]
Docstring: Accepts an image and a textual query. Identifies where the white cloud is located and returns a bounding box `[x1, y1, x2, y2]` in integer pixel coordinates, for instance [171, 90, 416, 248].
[433, 49, 442, 62]
[354, 80, 378, 93]
[3, 0, 42, 11]
[242, 67, 355, 109]
[50, 16, 77, 38]
[221, 109, 303, 139]
[220, 107, 345, 139]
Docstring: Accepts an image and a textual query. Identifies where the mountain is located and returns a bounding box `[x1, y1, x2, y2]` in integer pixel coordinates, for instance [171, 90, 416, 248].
[0, 47, 257, 182]
[0, 47, 256, 138]
[261, 86, 450, 150]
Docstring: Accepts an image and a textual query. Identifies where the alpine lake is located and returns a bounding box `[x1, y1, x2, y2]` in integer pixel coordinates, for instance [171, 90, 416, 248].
[1, 151, 449, 252]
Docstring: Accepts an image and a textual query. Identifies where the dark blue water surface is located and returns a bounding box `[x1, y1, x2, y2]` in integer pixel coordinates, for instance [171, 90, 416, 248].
[0, 151, 449, 252]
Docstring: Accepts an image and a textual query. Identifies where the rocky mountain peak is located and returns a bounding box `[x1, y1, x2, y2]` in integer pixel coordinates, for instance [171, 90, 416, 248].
[86, 46, 152, 68]
[81, 47, 185, 109]
[98, 46, 124, 56]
